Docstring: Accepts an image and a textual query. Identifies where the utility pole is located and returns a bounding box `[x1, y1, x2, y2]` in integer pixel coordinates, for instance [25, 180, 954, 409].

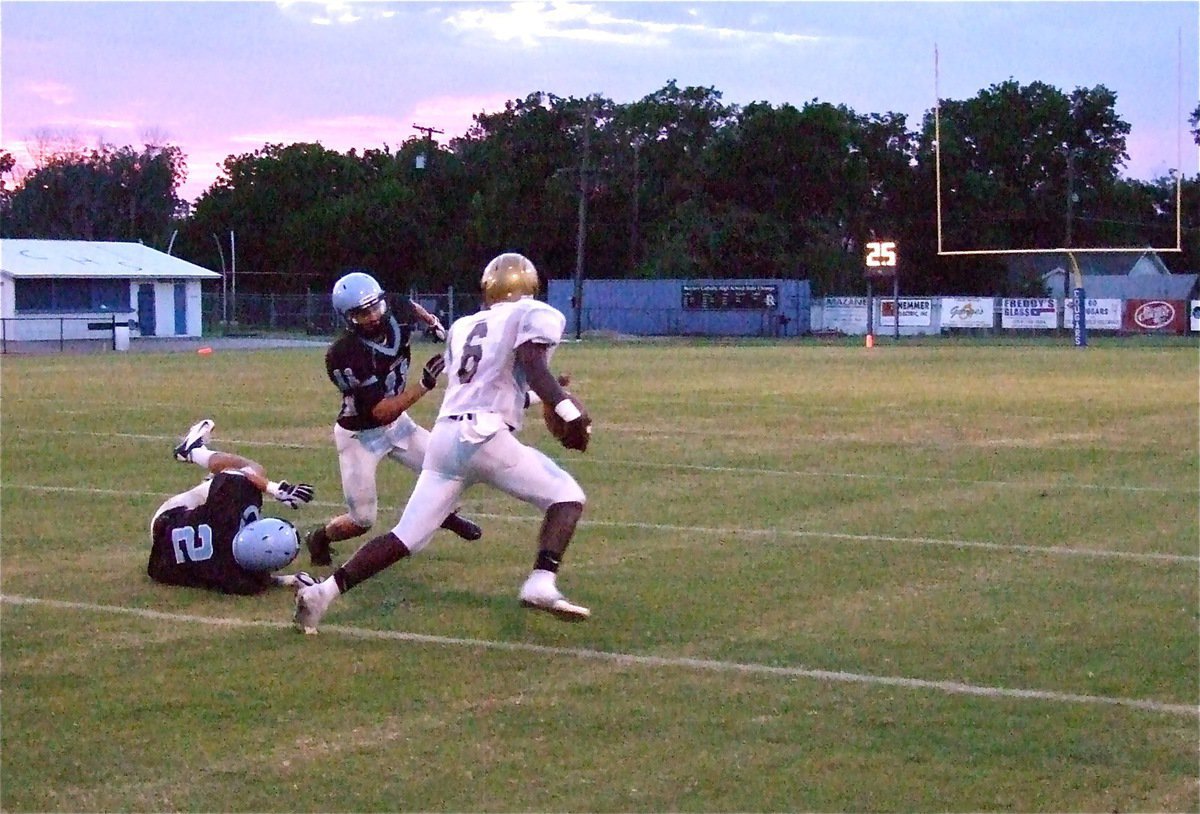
[229, 229, 237, 326]
[572, 102, 591, 341]
[1065, 148, 1076, 252]
[412, 123, 443, 170]
[629, 139, 640, 276]
[212, 233, 227, 325]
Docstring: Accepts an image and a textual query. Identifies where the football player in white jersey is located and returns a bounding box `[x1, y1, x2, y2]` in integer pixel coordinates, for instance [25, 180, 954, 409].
[293, 253, 592, 633]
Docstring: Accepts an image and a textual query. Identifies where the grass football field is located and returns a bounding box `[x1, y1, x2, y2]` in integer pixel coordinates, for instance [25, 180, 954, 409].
[2, 337, 1197, 812]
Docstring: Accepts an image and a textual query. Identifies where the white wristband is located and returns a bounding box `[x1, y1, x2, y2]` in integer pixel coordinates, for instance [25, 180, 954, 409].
[525, 390, 543, 407]
[554, 398, 582, 423]
[266, 481, 281, 497]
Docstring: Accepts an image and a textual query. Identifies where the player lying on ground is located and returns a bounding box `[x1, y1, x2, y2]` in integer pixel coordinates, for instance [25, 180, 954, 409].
[148, 419, 317, 595]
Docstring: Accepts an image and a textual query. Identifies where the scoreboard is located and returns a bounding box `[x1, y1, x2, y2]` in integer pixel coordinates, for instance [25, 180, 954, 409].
[681, 284, 779, 311]
[864, 239, 898, 279]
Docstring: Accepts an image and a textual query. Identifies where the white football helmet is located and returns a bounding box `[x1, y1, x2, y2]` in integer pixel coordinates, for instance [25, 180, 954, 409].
[481, 253, 539, 307]
[232, 518, 299, 572]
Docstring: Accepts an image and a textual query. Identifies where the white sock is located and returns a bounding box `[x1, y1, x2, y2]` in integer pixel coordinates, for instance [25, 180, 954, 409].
[320, 577, 342, 599]
[190, 447, 214, 467]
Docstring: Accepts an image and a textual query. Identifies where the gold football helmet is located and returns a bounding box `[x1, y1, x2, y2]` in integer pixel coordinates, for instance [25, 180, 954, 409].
[481, 252, 539, 307]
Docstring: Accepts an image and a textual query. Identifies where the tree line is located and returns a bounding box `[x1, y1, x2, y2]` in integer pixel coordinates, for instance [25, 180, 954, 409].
[2, 80, 1197, 298]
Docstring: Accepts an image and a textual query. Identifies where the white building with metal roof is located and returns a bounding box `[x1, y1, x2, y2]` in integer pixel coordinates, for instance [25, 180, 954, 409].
[0, 239, 221, 345]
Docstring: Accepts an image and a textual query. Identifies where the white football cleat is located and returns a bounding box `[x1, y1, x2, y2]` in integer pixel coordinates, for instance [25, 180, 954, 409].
[519, 574, 590, 621]
[293, 581, 334, 635]
[273, 571, 317, 589]
[174, 418, 214, 462]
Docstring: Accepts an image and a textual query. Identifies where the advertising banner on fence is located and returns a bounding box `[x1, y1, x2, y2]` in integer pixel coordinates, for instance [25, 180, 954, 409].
[1191, 300, 1200, 332]
[1062, 297, 1122, 331]
[1124, 300, 1186, 333]
[941, 297, 994, 328]
[822, 296, 868, 334]
[1001, 298, 1057, 329]
[879, 298, 933, 327]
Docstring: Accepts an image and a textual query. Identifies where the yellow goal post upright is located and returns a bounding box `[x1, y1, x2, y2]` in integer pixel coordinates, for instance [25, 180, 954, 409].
[932, 43, 1185, 347]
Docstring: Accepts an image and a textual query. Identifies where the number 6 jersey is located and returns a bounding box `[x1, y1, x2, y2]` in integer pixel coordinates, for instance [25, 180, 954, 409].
[437, 298, 566, 432]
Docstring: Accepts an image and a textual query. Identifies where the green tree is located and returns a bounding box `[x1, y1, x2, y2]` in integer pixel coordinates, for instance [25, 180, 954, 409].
[0, 141, 186, 244]
[451, 92, 588, 282]
[181, 143, 371, 294]
[915, 80, 1133, 293]
[923, 80, 1130, 251]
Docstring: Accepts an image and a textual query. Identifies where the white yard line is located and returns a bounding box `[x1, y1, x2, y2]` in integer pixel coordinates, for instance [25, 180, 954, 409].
[3, 594, 1195, 718]
[11, 428, 1196, 495]
[6, 483, 1196, 565]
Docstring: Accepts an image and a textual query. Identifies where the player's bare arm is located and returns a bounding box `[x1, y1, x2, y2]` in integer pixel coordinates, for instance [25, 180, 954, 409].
[408, 299, 438, 327]
[408, 300, 447, 340]
[517, 342, 570, 406]
[519, 342, 591, 452]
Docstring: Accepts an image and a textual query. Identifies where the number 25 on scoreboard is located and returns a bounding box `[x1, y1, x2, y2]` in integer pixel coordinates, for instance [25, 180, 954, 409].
[865, 240, 898, 268]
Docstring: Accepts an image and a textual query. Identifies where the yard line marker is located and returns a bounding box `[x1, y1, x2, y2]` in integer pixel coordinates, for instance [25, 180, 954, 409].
[4, 594, 1195, 718]
[10, 428, 1195, 495]
[582, 518, 1199, 564]
[6, 483, 1197, 565]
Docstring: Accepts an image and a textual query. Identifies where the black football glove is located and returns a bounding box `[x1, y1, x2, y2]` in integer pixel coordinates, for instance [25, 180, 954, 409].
[274, 481, 315, 509]
[421, 354, 446, 390]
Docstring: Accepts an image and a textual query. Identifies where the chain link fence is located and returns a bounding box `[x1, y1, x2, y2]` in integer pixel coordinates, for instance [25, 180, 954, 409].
[200, 290, 483, 336]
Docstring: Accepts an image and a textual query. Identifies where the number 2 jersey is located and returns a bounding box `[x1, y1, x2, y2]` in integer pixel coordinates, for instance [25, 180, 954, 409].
[147, 471, 272, 595]
[324, 315, 414, 432]
[438, 297, 566, 433]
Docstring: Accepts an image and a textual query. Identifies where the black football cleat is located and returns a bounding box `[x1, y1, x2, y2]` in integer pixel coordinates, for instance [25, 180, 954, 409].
[305, 527, 334, 567]
[441, 512, 482, 541]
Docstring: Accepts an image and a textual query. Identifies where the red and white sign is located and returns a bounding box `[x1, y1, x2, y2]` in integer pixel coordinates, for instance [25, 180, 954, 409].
[1124, 300, 1186, 333]
[879, 298, 932, 326]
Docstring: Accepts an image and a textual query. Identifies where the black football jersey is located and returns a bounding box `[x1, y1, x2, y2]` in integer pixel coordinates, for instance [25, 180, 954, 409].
[325, 314, 414, 431]
[147, 471, 273, 595]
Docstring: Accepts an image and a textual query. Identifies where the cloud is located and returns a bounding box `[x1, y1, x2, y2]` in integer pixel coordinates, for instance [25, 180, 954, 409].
[275, 1, 395, 26]
[444, 1, 822, 49]
[82, 118, 137, 131]
[25, 80, 75, 106]
[224, 93, 513, 154]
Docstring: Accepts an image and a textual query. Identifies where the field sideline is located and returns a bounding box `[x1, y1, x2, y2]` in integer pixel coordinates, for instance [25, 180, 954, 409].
[2, 339, 1197, 812]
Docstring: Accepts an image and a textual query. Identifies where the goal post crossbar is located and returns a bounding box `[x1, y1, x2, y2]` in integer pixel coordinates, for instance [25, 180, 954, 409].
[937, 246, 1182, 257]
[933, 43, 1184, 257]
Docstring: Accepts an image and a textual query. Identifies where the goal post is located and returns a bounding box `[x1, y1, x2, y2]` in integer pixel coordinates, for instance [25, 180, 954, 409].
[931, 40, 1186, 347]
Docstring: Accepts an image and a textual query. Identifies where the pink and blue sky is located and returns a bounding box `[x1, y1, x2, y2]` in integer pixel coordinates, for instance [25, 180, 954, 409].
[3, 1, 1197, 204]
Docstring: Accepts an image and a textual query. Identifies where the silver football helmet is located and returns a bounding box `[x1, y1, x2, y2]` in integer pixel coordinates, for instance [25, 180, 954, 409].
[332, 272, 389, 339]
[481, 253, 539, 307]
[231, 518, 299, 572]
